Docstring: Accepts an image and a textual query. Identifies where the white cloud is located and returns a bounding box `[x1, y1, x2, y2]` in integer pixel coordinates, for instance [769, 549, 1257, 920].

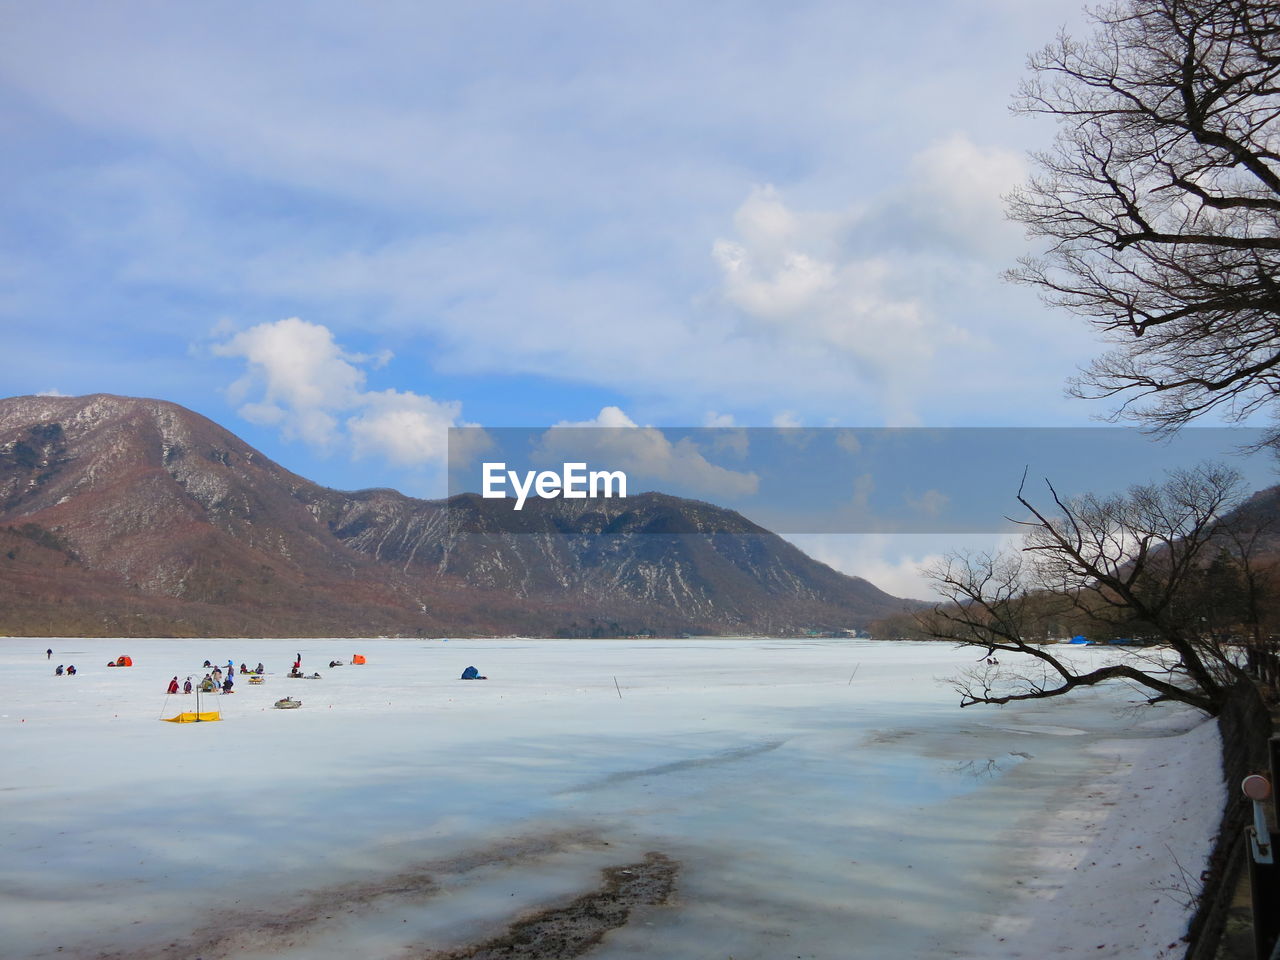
[905, 488, 950, 517]
[36, 388, 68, 397]
[535, 406, 759, 500]
[783, 533, 942, 600]
[706, 426, 750, 459]
[555, 406, 638, 431]
[347, 389, 464, 467]
[783, 532, 1022, 601]
[906, 133, 1027, 259]
[850, 472, 875, 515]
[712, 183, 976, 424]
[213, 317, 471, 467]
[213, 317, 365, 447]
[834, 430, 862, 455]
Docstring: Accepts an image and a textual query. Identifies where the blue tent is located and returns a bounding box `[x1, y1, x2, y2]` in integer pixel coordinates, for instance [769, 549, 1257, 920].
[460, 665, 481, 680]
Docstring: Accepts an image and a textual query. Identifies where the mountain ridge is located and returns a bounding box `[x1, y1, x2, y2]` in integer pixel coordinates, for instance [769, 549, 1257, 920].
[0, 393, 919, 637]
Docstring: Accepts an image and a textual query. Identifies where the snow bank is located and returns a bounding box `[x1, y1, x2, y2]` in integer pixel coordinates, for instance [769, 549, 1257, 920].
[965, 709, 1223, 960]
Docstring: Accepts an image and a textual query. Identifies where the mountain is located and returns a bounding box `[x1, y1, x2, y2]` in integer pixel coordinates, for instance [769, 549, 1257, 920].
[0, 394, 918, 637]
[1225, 484, 1280, 551]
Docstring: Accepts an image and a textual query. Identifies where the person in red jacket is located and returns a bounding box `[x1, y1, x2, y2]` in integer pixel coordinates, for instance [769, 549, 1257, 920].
[167, 677, 180, 694]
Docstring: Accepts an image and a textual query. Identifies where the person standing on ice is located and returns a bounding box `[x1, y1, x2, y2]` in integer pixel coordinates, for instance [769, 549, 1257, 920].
[166, 677, 179, 694]
[46, 648, 52, 660]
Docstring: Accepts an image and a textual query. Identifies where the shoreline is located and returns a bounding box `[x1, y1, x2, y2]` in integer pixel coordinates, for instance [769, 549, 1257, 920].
[962, 710, 1222, 959]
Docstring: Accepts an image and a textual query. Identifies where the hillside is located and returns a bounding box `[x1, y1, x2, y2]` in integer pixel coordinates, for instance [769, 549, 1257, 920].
[0, 394, 916, 637]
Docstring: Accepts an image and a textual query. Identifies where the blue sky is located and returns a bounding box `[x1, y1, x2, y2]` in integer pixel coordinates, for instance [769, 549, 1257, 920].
[4, 0, 1273, 596]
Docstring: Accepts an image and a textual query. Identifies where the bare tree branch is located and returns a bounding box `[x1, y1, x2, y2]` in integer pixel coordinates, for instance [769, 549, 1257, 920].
[1007, 0, 1280, 433]
[922, 463, 1257, 715]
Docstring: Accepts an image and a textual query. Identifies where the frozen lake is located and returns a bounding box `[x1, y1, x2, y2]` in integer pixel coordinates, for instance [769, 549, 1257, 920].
[0, 638, 1221, 959]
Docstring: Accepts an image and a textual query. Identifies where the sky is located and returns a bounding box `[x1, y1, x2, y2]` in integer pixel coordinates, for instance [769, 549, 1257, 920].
[3, 0, 1274, 597]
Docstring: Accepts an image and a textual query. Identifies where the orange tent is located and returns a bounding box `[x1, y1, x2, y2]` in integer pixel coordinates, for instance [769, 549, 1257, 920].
[108, 655, 134, 667]
[352, 655, 366, 665]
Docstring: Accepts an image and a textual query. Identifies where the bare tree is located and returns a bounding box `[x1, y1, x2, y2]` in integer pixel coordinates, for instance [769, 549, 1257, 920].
[1007, 0, 1280, 432]
[923, 463, 1256, 715]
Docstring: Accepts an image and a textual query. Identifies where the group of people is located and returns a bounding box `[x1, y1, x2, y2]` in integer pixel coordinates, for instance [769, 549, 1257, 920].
[48, 650, 348, 689]
[167, 657, 289, 693]
[195, 669, 235, 694]
[52, 649, 433, 690]
[200, 659, 266, 673]
[289, 654, 322, 679]
[48, 649, 73, 675]
[166, 662, 234, 695]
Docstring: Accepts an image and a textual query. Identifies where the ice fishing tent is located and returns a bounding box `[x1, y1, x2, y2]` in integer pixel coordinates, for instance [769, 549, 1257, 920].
[352, 655, 366, 664]
[461, 665, 480, 679]
[162, 708, 221, 723]
[109, 655, 133, 667]
[162, 686, 221, 723]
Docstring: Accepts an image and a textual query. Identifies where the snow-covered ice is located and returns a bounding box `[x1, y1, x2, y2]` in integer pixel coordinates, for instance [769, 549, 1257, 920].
[0, 638, 1223, 959]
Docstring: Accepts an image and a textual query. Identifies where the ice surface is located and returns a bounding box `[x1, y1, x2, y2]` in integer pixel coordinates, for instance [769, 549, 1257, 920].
[0, 638, 1222, 959]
